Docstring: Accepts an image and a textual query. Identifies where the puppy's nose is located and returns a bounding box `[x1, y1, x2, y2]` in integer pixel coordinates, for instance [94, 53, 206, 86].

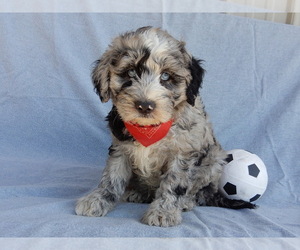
[135, 100, 156, 114]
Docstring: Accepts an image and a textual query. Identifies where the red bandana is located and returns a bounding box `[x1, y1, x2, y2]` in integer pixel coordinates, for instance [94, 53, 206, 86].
[124, 120, 173, 147]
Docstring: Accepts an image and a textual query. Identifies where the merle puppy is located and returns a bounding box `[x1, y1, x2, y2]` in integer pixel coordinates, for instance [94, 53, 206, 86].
[75, 27, 255, 227]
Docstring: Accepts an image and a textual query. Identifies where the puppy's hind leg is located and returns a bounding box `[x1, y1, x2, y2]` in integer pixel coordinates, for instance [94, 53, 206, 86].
[122, 175, 155, 204]
[196, 184, 256, 209]
[207, 192, 256, 209]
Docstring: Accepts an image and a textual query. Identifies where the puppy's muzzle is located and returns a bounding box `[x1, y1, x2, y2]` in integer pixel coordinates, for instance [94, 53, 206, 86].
[135, 100, 156, 115]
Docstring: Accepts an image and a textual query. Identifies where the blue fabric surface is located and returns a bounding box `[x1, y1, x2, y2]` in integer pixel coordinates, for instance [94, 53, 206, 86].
[0, 0, 270, 12]
[0, 13, 299, 237]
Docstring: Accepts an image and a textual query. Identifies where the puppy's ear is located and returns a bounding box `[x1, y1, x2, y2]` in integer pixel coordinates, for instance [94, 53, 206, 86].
[92, 50, 113, 103]
[186, 57, 205, 106]
[136, 26, 152, 33]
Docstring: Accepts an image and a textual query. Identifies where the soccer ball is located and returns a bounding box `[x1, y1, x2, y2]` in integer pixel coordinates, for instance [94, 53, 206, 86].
[218, 149, 268, 202]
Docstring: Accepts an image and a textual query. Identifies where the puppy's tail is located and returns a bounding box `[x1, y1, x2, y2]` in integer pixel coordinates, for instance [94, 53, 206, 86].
[204, 192, 256, 209]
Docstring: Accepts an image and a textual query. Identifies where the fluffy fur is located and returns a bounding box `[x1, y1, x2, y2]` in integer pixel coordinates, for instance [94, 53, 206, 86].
[75, 27, 255, 227]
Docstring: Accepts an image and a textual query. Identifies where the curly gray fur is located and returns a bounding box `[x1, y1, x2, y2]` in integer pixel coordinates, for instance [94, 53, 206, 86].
[75, 27, 255, 227]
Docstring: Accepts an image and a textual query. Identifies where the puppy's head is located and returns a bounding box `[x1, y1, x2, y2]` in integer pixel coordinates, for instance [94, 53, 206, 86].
[92, 26, 204, 126]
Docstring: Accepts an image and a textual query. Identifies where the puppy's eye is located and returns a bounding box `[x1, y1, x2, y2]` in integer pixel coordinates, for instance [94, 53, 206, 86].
[160, 72, 170, 81]
[128, 69, 136, 78]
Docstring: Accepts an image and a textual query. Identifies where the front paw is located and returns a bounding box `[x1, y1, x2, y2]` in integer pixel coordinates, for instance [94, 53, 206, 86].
[141, 208, 182, 227]
[75, 191, 112, 217]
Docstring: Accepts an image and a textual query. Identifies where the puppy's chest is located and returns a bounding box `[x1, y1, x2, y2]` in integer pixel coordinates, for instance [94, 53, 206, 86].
[126, 145, 170, 182]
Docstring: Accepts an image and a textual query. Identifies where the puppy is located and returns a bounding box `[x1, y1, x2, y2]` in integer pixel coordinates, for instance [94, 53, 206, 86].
[75, 26, 255, 227]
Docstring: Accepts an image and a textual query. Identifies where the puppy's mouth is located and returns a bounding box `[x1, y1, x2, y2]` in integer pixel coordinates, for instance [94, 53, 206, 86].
[128, 117, 162, 127]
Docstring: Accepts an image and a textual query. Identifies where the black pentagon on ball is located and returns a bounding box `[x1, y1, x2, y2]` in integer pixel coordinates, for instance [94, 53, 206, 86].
[250, 194, 261, 202]
[248, 164, 260, 177]
[223, 182, 237, 195]
[225, 154, 233, 163]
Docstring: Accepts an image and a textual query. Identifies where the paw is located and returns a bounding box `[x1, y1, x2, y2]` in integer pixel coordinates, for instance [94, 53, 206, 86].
[123, 190, 153, 203]
[141, 208, 182, 227]
[75, 191, 112, 217]
[122, 190, 143, 203]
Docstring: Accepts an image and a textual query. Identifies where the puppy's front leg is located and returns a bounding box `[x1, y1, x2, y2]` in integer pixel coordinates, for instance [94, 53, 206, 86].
[75, 151, 131, 217]
[141, 158, 191, 227]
